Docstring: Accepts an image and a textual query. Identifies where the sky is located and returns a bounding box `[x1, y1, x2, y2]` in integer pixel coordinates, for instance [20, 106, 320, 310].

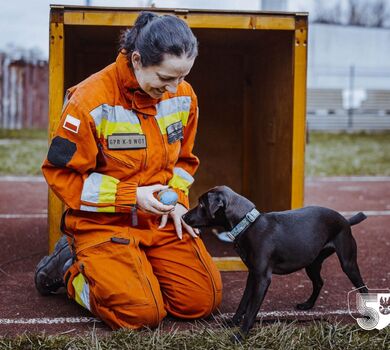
[0, 0, 314, 59]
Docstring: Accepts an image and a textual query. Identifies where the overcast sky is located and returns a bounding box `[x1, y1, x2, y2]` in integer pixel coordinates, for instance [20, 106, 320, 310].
[0, 0, 315, 59]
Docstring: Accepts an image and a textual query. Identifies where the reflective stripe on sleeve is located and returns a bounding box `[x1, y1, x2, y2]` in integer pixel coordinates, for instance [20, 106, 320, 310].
[168, 167, 194, 195]
[80, 172, 119, 212]
[79, 205, 116, 213]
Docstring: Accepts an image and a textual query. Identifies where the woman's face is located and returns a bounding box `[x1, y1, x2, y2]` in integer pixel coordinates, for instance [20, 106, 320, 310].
[131, 52, 195, 99]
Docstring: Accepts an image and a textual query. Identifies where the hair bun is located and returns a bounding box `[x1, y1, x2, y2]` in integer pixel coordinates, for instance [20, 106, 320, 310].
[134, 11, 158, 30]
[119, 11, 198, 67]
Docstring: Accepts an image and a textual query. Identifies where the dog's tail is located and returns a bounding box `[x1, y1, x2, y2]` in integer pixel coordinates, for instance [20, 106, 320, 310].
[348, 212, 367, 226]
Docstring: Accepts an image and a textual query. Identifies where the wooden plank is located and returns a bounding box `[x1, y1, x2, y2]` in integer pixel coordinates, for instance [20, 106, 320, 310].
[64, 10, 295, 30]
[64, 11, 139, 26]
[48, 19, 65, 253]
[183, 14, 295, 30]
[212, 257, 247, 271]
[290, 17, 307, 209]
[250, 31, 294, 211]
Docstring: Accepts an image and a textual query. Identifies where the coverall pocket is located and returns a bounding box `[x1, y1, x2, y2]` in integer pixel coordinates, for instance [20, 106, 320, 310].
[101, 141, 143, 169]
[77, 239, 150, 308]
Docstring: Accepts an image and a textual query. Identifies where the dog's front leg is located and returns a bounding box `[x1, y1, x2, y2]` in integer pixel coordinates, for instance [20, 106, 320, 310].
[236, 268, 272, 339]
[230, 271, 255, 327]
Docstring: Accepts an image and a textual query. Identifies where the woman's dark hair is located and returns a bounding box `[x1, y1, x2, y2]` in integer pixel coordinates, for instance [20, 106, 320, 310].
[120, 11, 198, 67]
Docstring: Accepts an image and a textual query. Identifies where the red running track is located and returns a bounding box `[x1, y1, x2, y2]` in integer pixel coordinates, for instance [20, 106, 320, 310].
[0, 176, 389, 335]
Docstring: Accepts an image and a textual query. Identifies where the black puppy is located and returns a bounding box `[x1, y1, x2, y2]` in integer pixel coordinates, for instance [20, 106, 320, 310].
[182, 186, 368, 337]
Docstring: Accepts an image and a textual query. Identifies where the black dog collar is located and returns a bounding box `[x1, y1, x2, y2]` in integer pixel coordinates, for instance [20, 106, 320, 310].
[226, 208, 260, 241]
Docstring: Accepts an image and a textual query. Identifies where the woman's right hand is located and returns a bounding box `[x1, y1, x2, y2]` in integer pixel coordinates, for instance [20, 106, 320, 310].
[136, 184, 175, 215]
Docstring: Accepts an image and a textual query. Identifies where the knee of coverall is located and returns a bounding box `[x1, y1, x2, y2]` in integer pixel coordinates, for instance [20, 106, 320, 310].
[64, 261, 167, 330]
[65, 274, 166, 330]
[167, 281, 222, 320]
[102, 303, 167, 330]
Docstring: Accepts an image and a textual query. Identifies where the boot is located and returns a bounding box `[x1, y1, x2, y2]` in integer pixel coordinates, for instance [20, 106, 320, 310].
[34, 235, 73, 295]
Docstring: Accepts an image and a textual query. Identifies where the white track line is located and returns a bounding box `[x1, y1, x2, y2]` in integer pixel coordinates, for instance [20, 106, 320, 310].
[0, 310, 353, 325]
[0, 317, 100, 325]
[217, 310, 353, 319]
[340, 210, 390, 217]
[307, 176, 390, 182]
[0, 214, 47, 219]
[0, 176, 45, 182]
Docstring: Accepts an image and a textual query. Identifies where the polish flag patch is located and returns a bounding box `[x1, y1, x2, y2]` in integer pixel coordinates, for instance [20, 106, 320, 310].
[63, 114, 80, 133]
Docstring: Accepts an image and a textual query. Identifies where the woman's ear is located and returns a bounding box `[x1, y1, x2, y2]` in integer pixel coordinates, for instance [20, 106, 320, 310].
[131, 51, 142, 70]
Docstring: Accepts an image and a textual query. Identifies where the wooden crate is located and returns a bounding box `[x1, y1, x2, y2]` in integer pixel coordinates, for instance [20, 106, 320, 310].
[48, 6, 308, 271]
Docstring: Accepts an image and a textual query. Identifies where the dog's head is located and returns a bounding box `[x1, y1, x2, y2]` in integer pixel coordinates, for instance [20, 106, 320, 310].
[182, 185, 243, 231]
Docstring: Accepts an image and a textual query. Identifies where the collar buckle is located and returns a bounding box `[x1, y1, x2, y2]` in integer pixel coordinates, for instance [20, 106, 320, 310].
[226, 232, 236, 241]
[246, 210, 257, 223]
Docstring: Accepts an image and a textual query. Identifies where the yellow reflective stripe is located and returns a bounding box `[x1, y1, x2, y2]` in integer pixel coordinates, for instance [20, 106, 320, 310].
[98, 174, 119, 204]
[168, 174, 192, 195]
[97, 206, 116, 213]
[81, 173, 119, 206]
[90, 104, 143, 138]
[156, 111, 190, 135]
[72, 273, 90, 310]
[97, 119, 143, 138]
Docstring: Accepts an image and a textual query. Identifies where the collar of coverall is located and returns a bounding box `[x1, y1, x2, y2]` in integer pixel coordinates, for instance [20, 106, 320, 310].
[226, 208, 261, 241]
[115, 52, 159, 116]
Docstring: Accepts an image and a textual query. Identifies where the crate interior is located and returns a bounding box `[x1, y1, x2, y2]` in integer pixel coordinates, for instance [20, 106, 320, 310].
[64, 25, 294, 214]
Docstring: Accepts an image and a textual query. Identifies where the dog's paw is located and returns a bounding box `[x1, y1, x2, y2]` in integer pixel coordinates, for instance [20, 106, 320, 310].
[296, 302, 314, 310]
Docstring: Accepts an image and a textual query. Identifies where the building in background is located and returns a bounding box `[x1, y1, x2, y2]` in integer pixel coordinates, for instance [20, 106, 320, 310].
[1, 0, 390, 130]
[263, 0, 390, 130]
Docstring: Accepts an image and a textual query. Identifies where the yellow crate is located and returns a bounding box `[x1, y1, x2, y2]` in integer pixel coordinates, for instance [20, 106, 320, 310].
[48, 6, 308, 270]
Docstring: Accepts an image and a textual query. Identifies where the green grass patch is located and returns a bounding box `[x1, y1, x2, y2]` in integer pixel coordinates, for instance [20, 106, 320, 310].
[0, 129, 48, 176]
[305, 131, 390, 176]
[0, 128, 47, 140]
[0, 130, 390, 176]
[0, 321, 388, 350]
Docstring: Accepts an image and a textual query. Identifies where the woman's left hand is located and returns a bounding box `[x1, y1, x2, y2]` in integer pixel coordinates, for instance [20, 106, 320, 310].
[159, 203, 199, 239]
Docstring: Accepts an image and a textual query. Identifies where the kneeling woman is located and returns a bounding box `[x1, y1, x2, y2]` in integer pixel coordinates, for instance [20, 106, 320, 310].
[35, 11, 222, 329]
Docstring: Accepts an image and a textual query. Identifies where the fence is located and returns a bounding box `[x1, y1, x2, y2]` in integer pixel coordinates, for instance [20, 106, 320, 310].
[307, 64, 390, 131]
[0, 52, 48, 129]
[306, 88, 390, 131]
[1, 53, 390, 131]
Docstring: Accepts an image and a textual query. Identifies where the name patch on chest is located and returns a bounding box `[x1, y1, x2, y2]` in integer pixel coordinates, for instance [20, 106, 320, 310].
[107, 134, 147, 150]
[166, 121, 184, 144]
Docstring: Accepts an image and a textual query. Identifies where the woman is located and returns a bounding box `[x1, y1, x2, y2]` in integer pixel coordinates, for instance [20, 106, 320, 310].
[35, 11, 222, 330]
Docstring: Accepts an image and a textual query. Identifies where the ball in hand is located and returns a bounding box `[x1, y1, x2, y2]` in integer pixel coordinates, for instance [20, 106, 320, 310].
[157, 189, 178, 206]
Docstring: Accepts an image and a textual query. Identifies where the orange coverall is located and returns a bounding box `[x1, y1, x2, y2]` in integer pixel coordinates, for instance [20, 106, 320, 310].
[42, 52, 222, 329]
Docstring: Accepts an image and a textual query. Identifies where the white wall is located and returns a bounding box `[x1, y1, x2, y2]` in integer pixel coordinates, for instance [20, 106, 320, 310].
[308, 23, 390, 90]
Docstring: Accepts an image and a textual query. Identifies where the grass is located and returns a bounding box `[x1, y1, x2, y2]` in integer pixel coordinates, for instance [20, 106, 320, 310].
[0, 320, 388, 350]
[305, 131, 390, 177]
[0, 129, 47, 176]
[0, 129, 390, 176]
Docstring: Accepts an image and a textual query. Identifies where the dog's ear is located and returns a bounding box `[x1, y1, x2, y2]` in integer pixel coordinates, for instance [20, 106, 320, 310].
[207, 192, 225, 219]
